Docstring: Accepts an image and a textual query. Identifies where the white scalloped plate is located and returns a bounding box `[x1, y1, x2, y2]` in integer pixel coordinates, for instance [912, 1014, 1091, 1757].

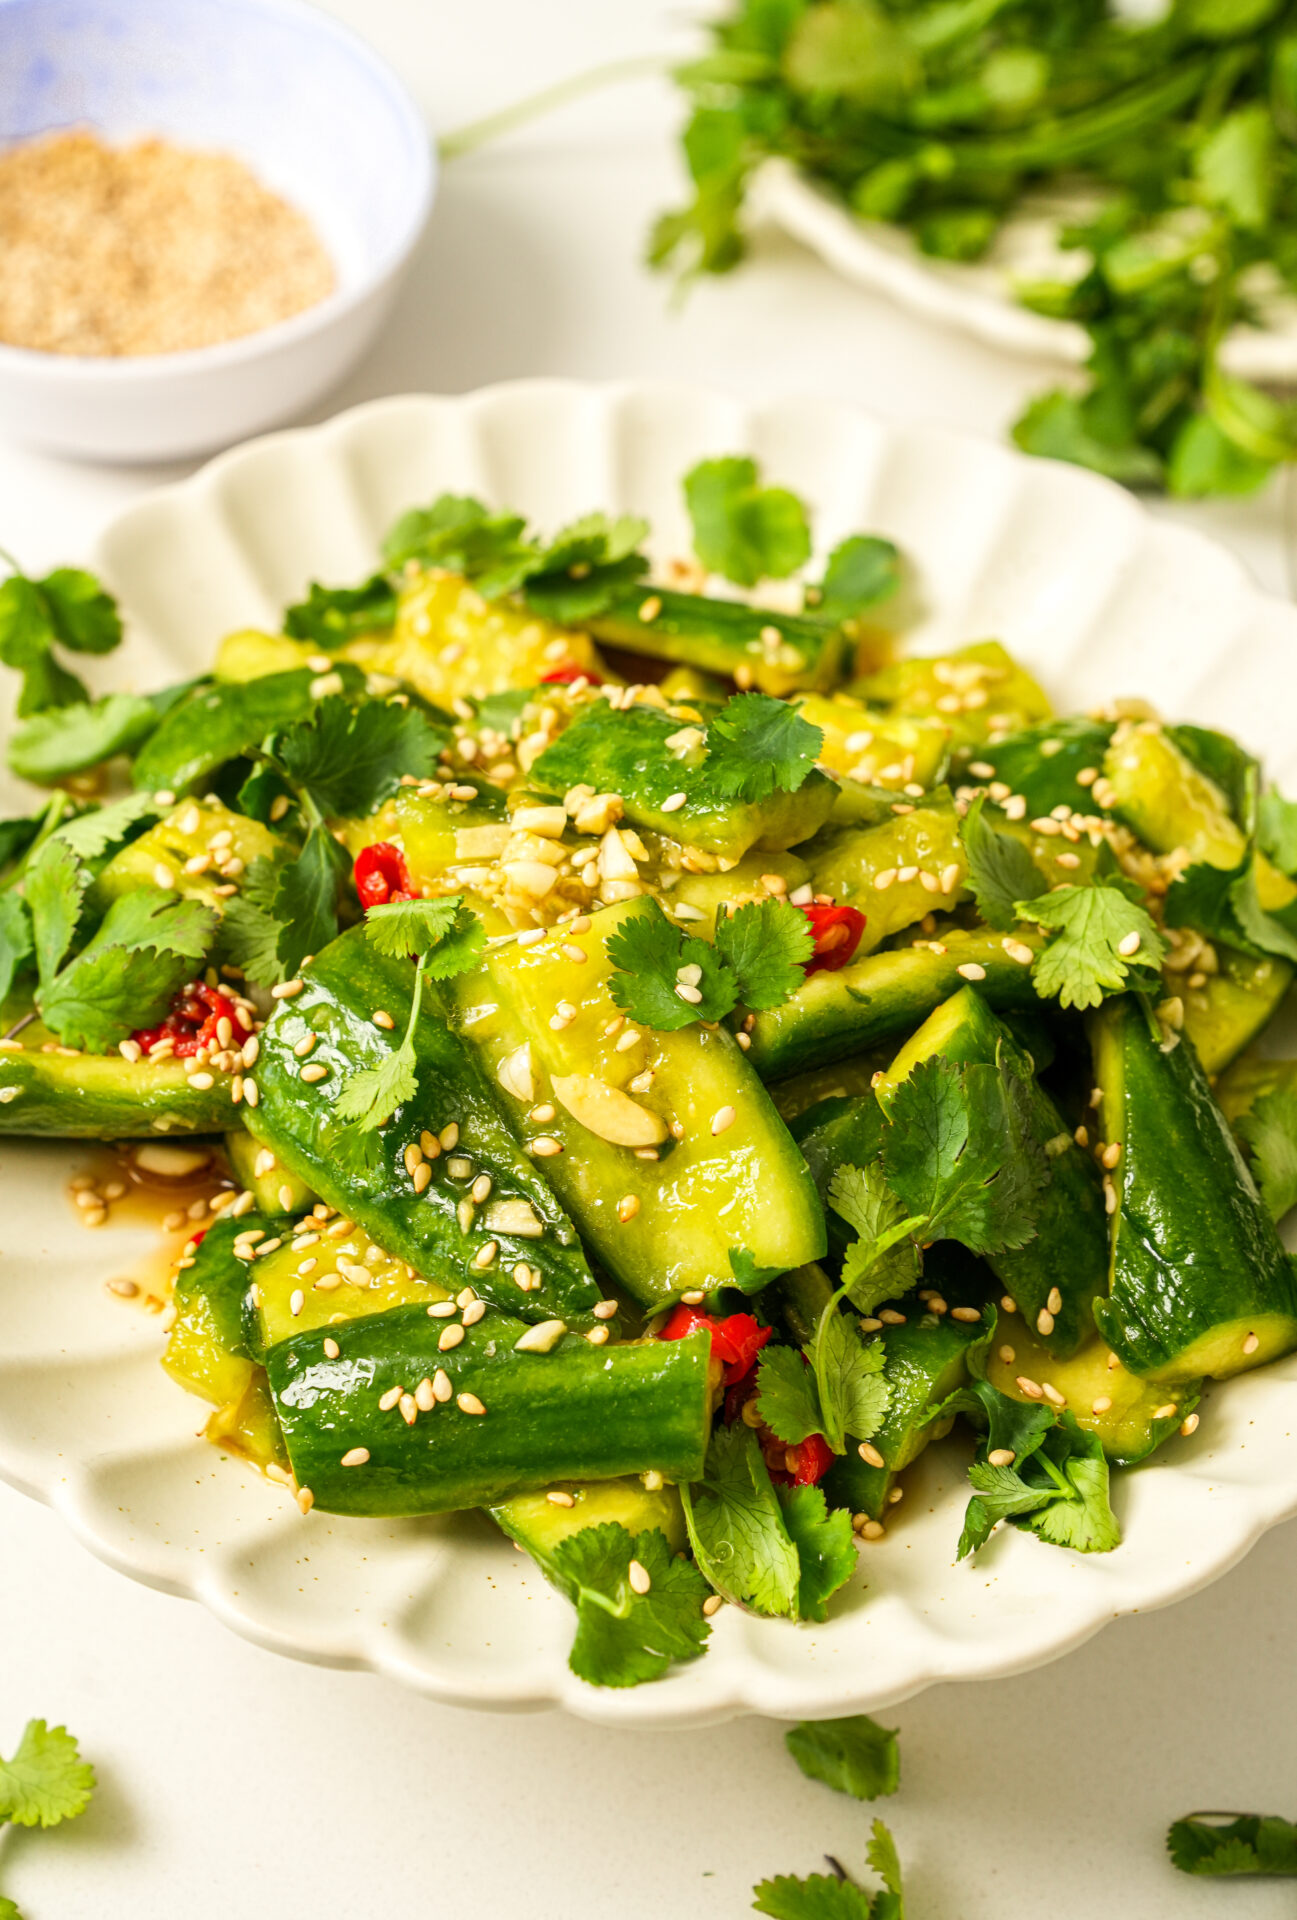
[4, 381, 1297, 1728]
[757, 162, 1297, 383]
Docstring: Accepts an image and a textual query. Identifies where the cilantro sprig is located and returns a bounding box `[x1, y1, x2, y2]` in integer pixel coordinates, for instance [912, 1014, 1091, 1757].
[0, 1716, 95, 1914]
[753, 1822, 905, 1920]
[1238, 1087, 1297, 1223]
[1016, 880, 1168, 1011]
[548, 1522, 713, 1688]
[1168, 1812, 1297, 1878]
[38, 886, 218, 1051]
[283, 574, 397, 649]
[0, 556, 122, 716]
[705, 693, 824, 802]
[606, 896, 814, 1033]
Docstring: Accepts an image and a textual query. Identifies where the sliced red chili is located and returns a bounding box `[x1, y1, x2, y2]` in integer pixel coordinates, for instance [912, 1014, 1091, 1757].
[131, 984, 252, 1060]
[767, 1431, 835, 1488]
[354, 841, 413, 910]
[658, 1304, 772, 1386]
[799, 901, 867, 976]
[539, 665, 603, 687]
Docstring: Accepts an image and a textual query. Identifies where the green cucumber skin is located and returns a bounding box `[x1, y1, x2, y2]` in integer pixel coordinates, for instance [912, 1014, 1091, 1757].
[1091, 997, 1297, 1382]
[173, 1216, 258, 1358]
[0, 1047, 238, 1136]
[824, 1306, 990, 1520]
[883, 987, 1108, 1357]
[1182, 949, 1293, 1077]
[246, 927, 599, 1327]
[268, 1308, 713, 1516]
[747, 929, 1044, 1081]
[491, 1476, 687, 1564]
[583, 587, 848, 693]
[528, 701, 838, 860]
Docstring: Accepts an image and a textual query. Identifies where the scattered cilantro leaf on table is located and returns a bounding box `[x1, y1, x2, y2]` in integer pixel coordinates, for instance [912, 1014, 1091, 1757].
[785, 1716, 899, 1802]
[958, 795, 1044, 932]
[0, 1719, 95, 1829]
[752, 1872, 875, 1920]
[714, 897, 814, 1008]
[549, 1522, 712, 1689]
[38, 888, 218, 1051]
[680, 1421, 802, 1619]
[1239, 1088, 1297, 1222]
[1168, 1813, 1297, 1877]
[683, 456, 811, 587]
[1016, 881, 1167, 1010]
[283, 575, 398, 649]
[705, 693, 823, 802]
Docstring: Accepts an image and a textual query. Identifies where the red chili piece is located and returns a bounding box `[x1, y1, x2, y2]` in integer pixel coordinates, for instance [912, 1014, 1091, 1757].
[799, 901, 867, 976]
[658, 1304, 772, 1386]
[131, 984, 252, 1060]
[539, 665, 603, 687]
[769, 1432, 835, 1488]
[354, 841, 413, 910]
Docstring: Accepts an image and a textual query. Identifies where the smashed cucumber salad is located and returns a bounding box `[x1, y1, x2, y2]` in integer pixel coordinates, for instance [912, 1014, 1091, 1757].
[4, 455, 1297, 1691]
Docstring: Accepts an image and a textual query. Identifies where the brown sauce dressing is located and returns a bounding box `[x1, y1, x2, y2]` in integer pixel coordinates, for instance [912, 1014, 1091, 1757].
[68, 1139, 235, 1313]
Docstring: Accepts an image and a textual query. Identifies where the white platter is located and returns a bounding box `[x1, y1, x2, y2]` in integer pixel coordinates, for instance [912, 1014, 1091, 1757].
[758, 161, 1297, 383]
[4, 380, 1297, 1729]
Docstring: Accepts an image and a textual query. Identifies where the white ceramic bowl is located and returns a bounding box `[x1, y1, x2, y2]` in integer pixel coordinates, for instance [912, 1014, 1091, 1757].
[0, 0, 434, 463]
[4, 382, 1297, 1727]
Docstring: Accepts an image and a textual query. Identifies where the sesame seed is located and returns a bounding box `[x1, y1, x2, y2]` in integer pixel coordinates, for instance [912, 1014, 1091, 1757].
[399, 1393, 418, 1426]
[879, 1308, 906, 1325]
[530, 1135, 563, 1157]
[186, 1070, 215, 1090]
[241, 1035, 259, 1067]
[530, 1104, 556, 1125]
[549, 1001, 578, 1029]
[681, 1289, 706, 1306]
[1036, 1308, 1055, 1336]
[439, 1324, 465, 1351]
[1075, 1125, 1089, 1148]
[615, 1028, 641, 1052]
[152, 861, 174, 888]
[617, 1194, 640, 1223]
[427, 1300, 456, 1317]
[271, 979, 304, 999]
[1153, 1403, 1178, 1421]
[701, 1594, 723, 1618]
[586, 1324, 610, 1346]
[661, 792, 687, 813]
[1001, 1296, 1017, 1314]
[457, 1393, 486, 1416]
[861, 1521, 885, 1541]
[998, 1345, 1015, 1364]
[340, 1448, 370, 1467]
[463, 1297, 488, 1322]
[950, 1306, 982, 1323]
[379, 1385, 403, 1412]
[1181, 1412, 1200, 1436]
[289, 1287, 305, 1316]
[323, 1337, 340, 1359]
[1047, 1287, 1062, 1314]
[627, 1559, 652, 1595]
[857, 1441, 885, 1468]
[859, 1317, 882, 1332]
[1091, 1396, 1113, 1414]
[1103, 1176, 1116, 1215]
[547, 1490, 577, 1508]
[1003, 938, 1034, 965]
[1042, 1383, 1066, 1408]
[1101, 1141, 1122, 1170]
[988, 1448, 1017, 1468]
[1243, 1331, 1260, 1355]
[593, 1300, 619, 1320]
[1017, 1376, 1044, 1400]
[638, 595, 662, 623]
[711, 1104, 736, 1136]
[243, 1079, 259, 1108]
[1117, 930, 1142, 958]
[956, 962, 987, 981]
[440, 1122, 460, 1151]
[299, 1062, 328, 1083]
[432, 1369, 453, 1403]
[939, 862, 962, 894]
[373, 1010, 395, 1030]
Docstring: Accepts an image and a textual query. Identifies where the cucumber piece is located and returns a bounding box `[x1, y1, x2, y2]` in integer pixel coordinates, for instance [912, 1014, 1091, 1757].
[789, 1093, 886, 1265]
[959, 717, 1115, 817]
[798, 798, 968, 951]
[1216, 1052, 1297, 1127]
[250, 1220, 449, 1353]
[162, 1215, 258, 1408]
[92, 798, 284, 912]
[366, 570, 606, 708]
[462, 899, 826, 1306]
[986, 1321, 1196, 1467]
[0, 1028, 238, 1136]
[246, 926, 600, 1327]
[747, 926, 1044, 1081]
[492, 1475, 687, 1561]
[769, 1049, 896, 1124]
[852, 641, 1051, 749]
[878, 986, 1108, 1356]
[267, 1307, 713, 1516]
[1090, 995, 1297, 1383]
[1180, 947, 1293, 1076]
[215, 629, 316, 682]
[668, 850, 811, 938]
[224, 1131, 316, 1216]
[582, 586, 848, 695]
[204, 1370, 287, 1471]
[794, 692, 950, 790]
[825, 1298, 993, 1520]
[529, 699, 838, 861]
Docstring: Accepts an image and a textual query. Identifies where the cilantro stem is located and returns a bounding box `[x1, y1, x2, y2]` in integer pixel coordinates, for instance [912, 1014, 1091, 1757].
[1, 1010, 36, 1043]
[438, 54, 667, 161]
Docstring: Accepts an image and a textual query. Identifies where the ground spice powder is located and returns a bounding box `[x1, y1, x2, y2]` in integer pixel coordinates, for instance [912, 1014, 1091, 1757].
[0, 130, 335, 356]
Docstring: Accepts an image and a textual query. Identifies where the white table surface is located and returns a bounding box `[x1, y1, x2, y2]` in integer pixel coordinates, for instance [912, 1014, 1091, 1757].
[3, 6, 1296, 1915]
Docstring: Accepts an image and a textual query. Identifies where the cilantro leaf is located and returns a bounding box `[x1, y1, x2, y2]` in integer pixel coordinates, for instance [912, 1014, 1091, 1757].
[779, 1483, 856, 1622]
[6, 692, 158, 783]
[1239, 1087, 1297, 1222]
[680, 1421, 802, 1619]
[705, 693, 824, 802]
[382, 494, 535, 594]
[958, 795, 1044, 932]
[714, 897, 814, 1008]
[214, 856, 289, 989]
[605, 902, 738, 1031]
[362, 895, 486, 980]
[683, 456, 811, 586]
[1168, 1814, 1297, 1877]
[25, 839, 90, 989]
[522, 513, 650, 623]
[0, 892, 33, 1003]
[812, 1305, 888, 1454]
[1025, 1438, 1120, 1554]
[0, 1895, 19, 1919]
[271, 826, 350, 978]
[755, 1345, 824, 1445]
[0, 1719, 95, 1828]
[1258, 787, 1297, 877]
[333, 958, 426, 1132]
[51, 791, 159, 862]
[277, 696, 445, 819]
[812, 536, 901, 625]
[828, 1163, 920, 1313]
[36, 569, 122, 656]
[1017, 881, 1168, 1010]
[283, 575, 397, 649]
[881, 1055, 1044, 1257]
[0, 811, 43, 874]
[549, 1522, 711, 1688]
[785, 1716, 899, 1802]
[866, 1821, 904, 1917]
[752, 1873, 875, 1920]
[39, 888, 218, 1050]
[1164, 853, 1297, 964]
[0, 565, 121, 716]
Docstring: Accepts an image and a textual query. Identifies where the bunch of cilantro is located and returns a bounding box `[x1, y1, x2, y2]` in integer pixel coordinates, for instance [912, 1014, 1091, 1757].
[656, 0, 1297, 498]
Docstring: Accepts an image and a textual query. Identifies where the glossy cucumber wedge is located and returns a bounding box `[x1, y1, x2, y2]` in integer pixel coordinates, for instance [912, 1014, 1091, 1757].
[795, 692, 950, 790]
[267, 1307, 713, 1516]
[0, 1030, 238, 1136]
[248, 1220, 449, 1355]
[92, 798, 284, 912]
[162, 1215, 260, 1409]
[746, 926, 1043, 1081]
[798, 798, 968, 949]
[131, 668, 327, 795]
[582, 585, 848, 695]
[492, 1474, 687, 1562]
[1180, 946, 1292, 1076]
[460, 899, 826, 1305]
[529, 698, 838, 861]
[879, 987, 1109, 1357]
[369, 570, 605, 707]
[852, 641, 1051, 750]
[245, 926, 600, 1326]
[1089, 995, 1297, 1383]
[224, 1131, 316, 1216]
[985, 1321, 1197, 1467]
